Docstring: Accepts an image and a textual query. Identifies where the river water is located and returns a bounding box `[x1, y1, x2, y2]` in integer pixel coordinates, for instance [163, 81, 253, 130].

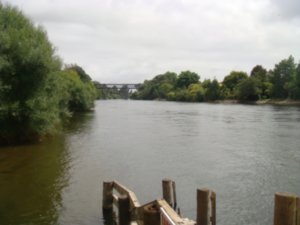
[0, 100, 299, 225]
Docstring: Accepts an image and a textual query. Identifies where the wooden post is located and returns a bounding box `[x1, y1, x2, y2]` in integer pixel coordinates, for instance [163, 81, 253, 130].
[211, 191, 216, 225]
[296, 197, 300, 225]
[102, 181, 114, 214]
[118, 195, 130, 225]
[143, 202, 160, 225]
[172, 181, 177, 210]
[162, 179, 176, 209]
[274, 192, 297, 225]
[197, 189, 215, 225]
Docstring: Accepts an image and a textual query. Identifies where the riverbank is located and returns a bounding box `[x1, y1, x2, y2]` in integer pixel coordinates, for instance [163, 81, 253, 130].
[213, 99, 300, 106]
[255, 99, 300, 106]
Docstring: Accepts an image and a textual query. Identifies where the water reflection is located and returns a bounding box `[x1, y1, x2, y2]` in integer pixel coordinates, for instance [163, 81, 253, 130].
[0, 112, 95, 225]
[0, 137, 69, 225]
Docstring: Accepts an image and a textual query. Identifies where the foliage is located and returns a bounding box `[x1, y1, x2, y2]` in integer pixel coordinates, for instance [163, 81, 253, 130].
[0, 4, 97, 144]
[202, 79, 221, 101]
[60, 69, 97, 112]
[292, 63, 300, 99]
[0, 4, 63, 143]
[236, 77, 261, 101]
[65, 64, 92, 83]
[270, 56, 296, 99]
[249, 65, 272, 99]
[250, 65, 267, 81]
[222, 71, 248, 99]
[133, 72, 177, 100]
[176, 71, 200, 88]
[187, 83, 205, 102]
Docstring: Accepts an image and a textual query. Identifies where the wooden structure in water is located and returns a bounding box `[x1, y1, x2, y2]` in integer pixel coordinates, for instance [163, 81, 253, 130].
[102, 179, 300, 225]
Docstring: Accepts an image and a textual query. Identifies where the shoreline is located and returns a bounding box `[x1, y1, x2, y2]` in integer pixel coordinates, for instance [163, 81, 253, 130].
[214, 99, 300, 106]
[255, 99, 300, 106]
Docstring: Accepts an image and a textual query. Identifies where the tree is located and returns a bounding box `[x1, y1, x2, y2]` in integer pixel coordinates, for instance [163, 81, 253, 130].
[60, 69, 97, 112]
[176, 71, 200, 88]
[250, 65, 267, 81]
[202, 79, 220, 101]
[158, 83, 173, 99]
[65, 64, 92, 83]
[0, 4, 63, 143]
[294, 63, 300, 99]
[222, 71, 248, 99]
[236, 77, 261, 101]
[250, 65, 272, 99]
[270, 55, 296, 99]
[133, 72, 177, 100]
[187, 83, 205, 102]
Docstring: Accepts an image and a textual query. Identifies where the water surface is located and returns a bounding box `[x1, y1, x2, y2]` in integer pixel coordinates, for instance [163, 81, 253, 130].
[0, 100, 299, 225]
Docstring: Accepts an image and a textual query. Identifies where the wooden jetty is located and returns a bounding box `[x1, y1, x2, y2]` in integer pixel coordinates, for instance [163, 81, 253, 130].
[102, 179, 300, 225]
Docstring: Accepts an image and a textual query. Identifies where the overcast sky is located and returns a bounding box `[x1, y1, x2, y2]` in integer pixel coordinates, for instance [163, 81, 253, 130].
[5, 0, 300, 83]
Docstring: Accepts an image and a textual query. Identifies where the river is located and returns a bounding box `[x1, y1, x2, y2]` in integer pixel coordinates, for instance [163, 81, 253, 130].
[0, 100, 299, 225]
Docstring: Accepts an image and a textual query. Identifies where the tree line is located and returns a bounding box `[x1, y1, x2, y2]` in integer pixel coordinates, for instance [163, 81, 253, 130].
[131, 56, 300, 102]
[0, 3, 97, 144]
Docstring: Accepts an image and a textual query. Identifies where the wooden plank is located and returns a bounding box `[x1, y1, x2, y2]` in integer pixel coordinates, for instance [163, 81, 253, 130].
[113, 180, 129, 195]
[157, 199, 183, 223]
[157, 199, 196, 225]
[113, 181, 141, 208]
[113, 194, 119, 207]
[128, 190, 141, 208]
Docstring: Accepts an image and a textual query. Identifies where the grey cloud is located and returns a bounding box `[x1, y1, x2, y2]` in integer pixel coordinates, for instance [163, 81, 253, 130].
[270, 0, 300, 19]
[4, 0, 300, 83]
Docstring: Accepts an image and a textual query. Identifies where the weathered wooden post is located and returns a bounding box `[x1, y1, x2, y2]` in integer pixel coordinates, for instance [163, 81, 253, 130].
[102, 181, 114, 224]
[118, 195, 130, 225]
[274, 192, 297, 225]
[197, 188, 216, 225]
[297, 197, 300, 225]
[143, 202, 160, 225]
[102, 181, 114, 214]
[162, 179, 177, 209]
[172, 180, 177, 210]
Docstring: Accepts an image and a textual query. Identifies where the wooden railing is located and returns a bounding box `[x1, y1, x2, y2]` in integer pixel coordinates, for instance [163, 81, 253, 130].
[102, 179, 299, 225]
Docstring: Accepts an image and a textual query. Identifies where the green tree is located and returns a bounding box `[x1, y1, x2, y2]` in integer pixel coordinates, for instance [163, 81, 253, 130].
[187, 83, 205, 102]
[176, 71, 200, 88]
[250, 65, 272, 99]
[175, 89, 190, 101]
[0, 4, 63, 143]
[250, 65, 267, 81]
[236, 77, 261, 101]
[60, 69, 97, 112]
[65, 64, 92, 83]
[133, 72, 177, 100]
[270, 55, 296, 99]
[202, 79, 220, 101]
[294, 63, 300, 99]
[158, 83, 173, 99]
[222, 71, 248, 99]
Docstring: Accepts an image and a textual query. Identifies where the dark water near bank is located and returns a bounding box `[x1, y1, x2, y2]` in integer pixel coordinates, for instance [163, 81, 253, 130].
[0, 100, 300, 225]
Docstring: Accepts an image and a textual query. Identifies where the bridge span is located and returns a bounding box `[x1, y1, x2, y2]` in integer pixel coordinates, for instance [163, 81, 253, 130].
[95, 83, 141, 90]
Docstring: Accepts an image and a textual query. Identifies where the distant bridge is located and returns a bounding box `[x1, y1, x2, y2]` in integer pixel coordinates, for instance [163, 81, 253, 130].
[95, 83, 141, 90]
